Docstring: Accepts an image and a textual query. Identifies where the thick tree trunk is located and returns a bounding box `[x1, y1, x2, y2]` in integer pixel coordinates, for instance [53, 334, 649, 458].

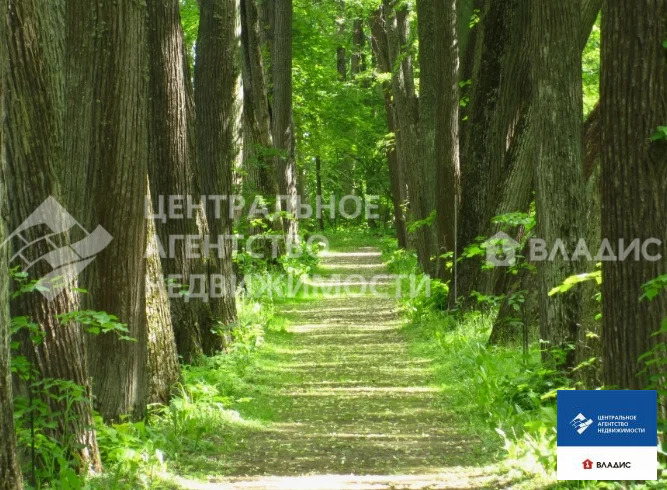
[433, 0, 460, 284]
[144, 187, 180, 405]
[86, 0, 150, 422]
[485, 1, 602, 346]
[385, 2, 432, 273]
[196, 0, 241, 351]
[456, 0, 529, 297]
[241, 0, 278, 238]
[63, 0, 152, 422]
[272, 0, 299, 243]
[0, 202, 22, 489]
[4, 0, 101, 466]
[370, 8, 408, 249]
[415, 0, 438, 275]
[0, 0, 22, 480]
[601, 0, 666, 396]
[146, 0, 211, 363]
[532, 0, 587, 368]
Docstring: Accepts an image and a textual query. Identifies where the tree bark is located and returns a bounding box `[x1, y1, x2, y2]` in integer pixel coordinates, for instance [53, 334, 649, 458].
[0, 0, 22, 481]
[64, 0, 152, 422]
[601, 0, 667, 394]
[351, 19, 366, 76]
[5, 0, 102, 466]
[456, 0, 529, 297]
[241, 0, 278, 240]
[532, 0, 587, 368]
[146, 0, 212, 363]
[196, 0, 241, 351]
[385, 2, 433, 273]
[370, 8, 408, 248]
[144, 186, 180, 405]
[433, 0, 460, 284]
[484, 0, 602, 347]
[271, 0, 299, 243]
[415, 0, 438, 275]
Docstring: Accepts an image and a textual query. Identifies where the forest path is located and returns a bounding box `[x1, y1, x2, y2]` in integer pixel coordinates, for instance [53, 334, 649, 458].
[176, 243, 506, 489]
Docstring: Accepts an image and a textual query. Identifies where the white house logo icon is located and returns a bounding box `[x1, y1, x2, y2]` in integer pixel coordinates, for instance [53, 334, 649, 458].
[1, 197, 112, 301]
[483, 231, 520, 267]
[571, 413, 594, 434]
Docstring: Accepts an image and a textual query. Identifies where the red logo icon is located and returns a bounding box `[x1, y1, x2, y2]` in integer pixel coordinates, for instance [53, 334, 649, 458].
[583, 459, 593, 470]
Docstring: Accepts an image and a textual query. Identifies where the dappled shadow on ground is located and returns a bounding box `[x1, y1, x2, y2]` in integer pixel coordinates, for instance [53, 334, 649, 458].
[176, 247, 508, 488]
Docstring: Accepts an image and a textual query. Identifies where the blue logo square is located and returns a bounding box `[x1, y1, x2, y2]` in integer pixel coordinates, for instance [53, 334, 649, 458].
[557, 390, 657, 447]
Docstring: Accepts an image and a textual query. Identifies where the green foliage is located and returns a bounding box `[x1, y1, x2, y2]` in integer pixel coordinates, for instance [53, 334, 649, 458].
[293, 0, 391, 230]
[651, 126, 667, 142]
[582, 15, 601, 116]
[406, 209, 435, 234]
[548, 267, 602, 296]
[179, 0, 199, 71]
[57, 310, 135, 341]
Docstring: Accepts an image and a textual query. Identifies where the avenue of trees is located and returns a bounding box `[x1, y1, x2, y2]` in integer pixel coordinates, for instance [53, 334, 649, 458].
[0, 0, 665, 487]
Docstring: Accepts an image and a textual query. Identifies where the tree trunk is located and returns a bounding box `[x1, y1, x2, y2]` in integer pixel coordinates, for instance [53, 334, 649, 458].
[146, 0, 212, 363]
[415, 0, 438, 276]
[456, 0, 529, 297]
[370, 8, 408, 248]
[196, 0, 241, 351]
[601, 0, 666, 395]
[144, 186, 180, 405]
[486, 0, 602, 346]
[351, 19, 366, 76]
[64, 0, 152, 422]
[315, 157, 324, 231]
[5, 0, 102, 466]
[241, 0, 279, 245]
[532, 0, 587, 368]
[0, 0, 22, 480]
[433, 0, 460, 284]
[385, 2, 432, 273]
[271, 0, 299, 243]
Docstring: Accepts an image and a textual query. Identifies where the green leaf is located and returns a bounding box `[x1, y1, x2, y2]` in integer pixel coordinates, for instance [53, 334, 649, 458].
[650, 126, 667, 141]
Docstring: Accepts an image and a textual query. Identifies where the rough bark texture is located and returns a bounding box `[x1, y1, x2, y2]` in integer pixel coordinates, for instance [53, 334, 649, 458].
[83, 0, 150, 422]
[370, 8, 407, 249]
[532, 0, 587, 367]
[271, 0, 299, 243]
[385, 2, 432, 274]
[196, 0, 241, 351]
[457, 0, 529, 297]
[146, 0, 211, 362]
[241, 0, 278, 218]
[0, 0, 22, 481]
[601, 0, 667, 395]
[415, 0, 438, 275]
[486, 0, 602, 346]
[4, 0, 101, 466]
[144, 188, 180, 405]
[433, 0, 460, 283]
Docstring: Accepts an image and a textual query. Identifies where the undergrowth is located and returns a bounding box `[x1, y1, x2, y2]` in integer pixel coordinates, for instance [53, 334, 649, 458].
[380, 238, 666, 489]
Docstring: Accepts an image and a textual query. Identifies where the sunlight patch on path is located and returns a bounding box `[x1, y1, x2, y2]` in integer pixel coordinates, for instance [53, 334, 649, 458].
[174, 470, 502, 489]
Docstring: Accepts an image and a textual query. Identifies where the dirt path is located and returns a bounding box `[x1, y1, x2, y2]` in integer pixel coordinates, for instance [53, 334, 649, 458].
[177, 246, 506, 489]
